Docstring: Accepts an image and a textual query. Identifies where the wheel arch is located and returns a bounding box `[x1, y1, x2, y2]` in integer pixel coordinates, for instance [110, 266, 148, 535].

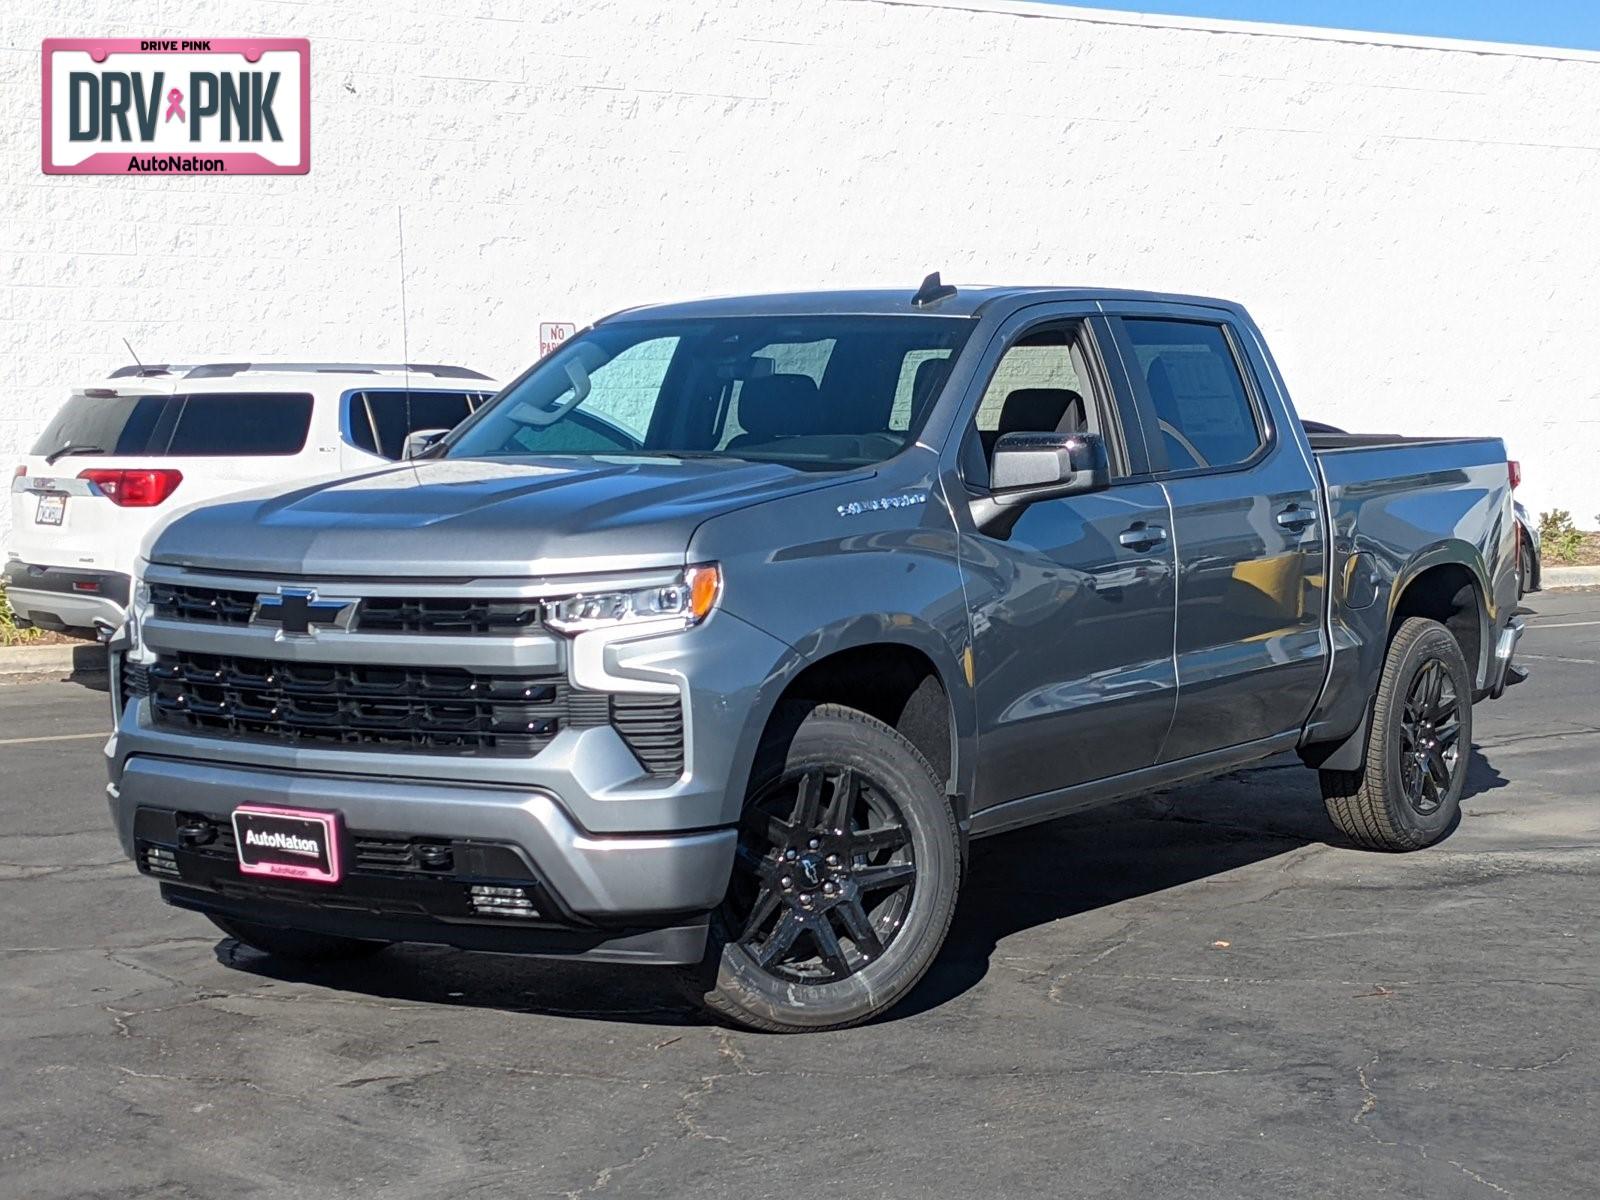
[1385, 545, 1490, 691]
[734, 621, 975, 831]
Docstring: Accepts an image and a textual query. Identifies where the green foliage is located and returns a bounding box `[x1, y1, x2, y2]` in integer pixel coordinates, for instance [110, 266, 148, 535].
[0, 584, 43, 647]
[1538, 509, 1587, 564]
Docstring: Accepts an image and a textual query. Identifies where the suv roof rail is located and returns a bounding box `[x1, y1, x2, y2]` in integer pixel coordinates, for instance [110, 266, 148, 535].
[106, 363, 200, 378]
[108, 362, 493, 381]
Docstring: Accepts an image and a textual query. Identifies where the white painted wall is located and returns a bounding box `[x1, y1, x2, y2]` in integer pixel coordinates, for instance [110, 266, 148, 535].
[4, 0, 1598, 549]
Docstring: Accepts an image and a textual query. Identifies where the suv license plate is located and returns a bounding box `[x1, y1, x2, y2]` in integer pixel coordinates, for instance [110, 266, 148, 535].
[35, 494, 65, 525]
[231, 805, 342, 884]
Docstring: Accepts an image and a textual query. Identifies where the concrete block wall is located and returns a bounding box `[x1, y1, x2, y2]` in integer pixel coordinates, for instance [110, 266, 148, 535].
[3, 0, 1597, 547]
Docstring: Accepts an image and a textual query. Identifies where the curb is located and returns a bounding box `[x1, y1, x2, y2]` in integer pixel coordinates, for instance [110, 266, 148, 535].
[1540, 565, 1600, 590]
[0, 642, 107, 682]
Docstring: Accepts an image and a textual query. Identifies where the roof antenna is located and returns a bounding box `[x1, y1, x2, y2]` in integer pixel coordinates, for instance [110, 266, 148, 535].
[396, 206, 416, 474]
[121, 336, 148, 376]
[911, 271, 957, 308]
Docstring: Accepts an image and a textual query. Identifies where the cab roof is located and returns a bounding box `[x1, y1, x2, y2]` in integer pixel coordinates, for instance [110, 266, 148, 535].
[602, 284, 1246, 323]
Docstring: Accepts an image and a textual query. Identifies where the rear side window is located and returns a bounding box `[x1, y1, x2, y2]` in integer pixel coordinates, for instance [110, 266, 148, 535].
[1122, 319, 1261, 470]
[166, 394, 313, 455]
[347, 390, 492, 459]
[31, 392, 313, 458]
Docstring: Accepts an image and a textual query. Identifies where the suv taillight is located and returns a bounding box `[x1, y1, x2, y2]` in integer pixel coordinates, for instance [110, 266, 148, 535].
[1507, 460, 1521, 490]
[78, 468, 183, 507]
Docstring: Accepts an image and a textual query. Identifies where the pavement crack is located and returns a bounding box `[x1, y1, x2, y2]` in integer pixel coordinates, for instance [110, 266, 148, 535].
[673, 1029, 750, 1145]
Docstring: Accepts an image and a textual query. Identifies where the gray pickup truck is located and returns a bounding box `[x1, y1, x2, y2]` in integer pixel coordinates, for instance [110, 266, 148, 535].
[107, 280, 1525, 1032]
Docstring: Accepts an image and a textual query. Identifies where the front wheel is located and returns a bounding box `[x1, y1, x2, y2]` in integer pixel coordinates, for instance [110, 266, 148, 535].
[683, 703, 960, 1033]
[1321, 616, 1472, 851]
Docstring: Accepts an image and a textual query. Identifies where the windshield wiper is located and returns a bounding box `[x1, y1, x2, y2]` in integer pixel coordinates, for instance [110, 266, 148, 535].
[44, 445, 106, 465]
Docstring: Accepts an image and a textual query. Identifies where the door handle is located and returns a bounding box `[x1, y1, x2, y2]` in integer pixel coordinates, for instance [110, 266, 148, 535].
[1118, 524, 1168, 550]
[1276, 505, 1317, 532]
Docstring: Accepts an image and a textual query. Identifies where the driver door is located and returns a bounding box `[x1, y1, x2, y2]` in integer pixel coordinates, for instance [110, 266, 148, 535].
[953, 311, 1178, 814]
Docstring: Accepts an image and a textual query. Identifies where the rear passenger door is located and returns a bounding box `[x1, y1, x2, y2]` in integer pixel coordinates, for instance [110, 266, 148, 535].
[1105, 309, 1326, 761]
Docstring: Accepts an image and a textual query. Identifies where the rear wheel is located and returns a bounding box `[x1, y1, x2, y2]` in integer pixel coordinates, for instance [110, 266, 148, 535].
[209, 916, 389, 963]
[1518, 541, 1535, 597]
[683, 703, 960, 1033]
[1321, 617, 1472, 851]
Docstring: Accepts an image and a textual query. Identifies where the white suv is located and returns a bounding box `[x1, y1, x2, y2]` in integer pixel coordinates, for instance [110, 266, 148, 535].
[5, 362, 498, 637]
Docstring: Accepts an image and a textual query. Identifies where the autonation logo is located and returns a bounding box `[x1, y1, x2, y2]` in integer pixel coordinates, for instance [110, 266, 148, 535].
[42, 37, 309, 175]
[244, 827, 321, 858]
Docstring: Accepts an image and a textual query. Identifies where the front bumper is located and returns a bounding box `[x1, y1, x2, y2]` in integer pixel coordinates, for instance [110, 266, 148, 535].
[111, 757, 736, 965]
[4, 560, 129, 633]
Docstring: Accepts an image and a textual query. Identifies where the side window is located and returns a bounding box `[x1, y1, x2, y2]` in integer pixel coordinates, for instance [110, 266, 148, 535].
[970, 323, 1098, 457]
[1122, 319, 1262, 471]
[165, 394, 314, 456]
[348, 391, 489, 459]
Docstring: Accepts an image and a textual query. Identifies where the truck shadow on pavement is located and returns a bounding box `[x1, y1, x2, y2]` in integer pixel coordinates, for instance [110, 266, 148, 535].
[213, 749, 1508, 1028]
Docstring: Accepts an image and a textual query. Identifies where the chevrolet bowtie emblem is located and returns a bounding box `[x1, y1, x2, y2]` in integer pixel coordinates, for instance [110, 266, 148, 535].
[251, 587, 356, 637]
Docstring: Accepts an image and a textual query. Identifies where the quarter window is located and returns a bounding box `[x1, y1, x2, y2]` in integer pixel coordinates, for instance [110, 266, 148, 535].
[1122, 319, 1262, 470]
[348, 390, 493, 460]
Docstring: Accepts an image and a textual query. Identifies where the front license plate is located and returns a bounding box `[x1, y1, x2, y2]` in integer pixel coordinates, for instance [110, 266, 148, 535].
[35, 494, 65, 525]
[232, 805, 342, 884]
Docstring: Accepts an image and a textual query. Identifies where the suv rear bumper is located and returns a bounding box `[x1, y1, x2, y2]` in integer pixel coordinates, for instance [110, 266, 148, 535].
[110, 755, 736, 965]
[4, 560, 128, 633]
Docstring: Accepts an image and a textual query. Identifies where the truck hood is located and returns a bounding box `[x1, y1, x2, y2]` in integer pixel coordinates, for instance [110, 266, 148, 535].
[146, 456, 852, 577]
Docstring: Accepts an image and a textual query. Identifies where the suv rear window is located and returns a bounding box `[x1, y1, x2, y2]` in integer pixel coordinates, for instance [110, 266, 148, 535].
[31, 393, 314, 458]
[346, 390, 494, 460]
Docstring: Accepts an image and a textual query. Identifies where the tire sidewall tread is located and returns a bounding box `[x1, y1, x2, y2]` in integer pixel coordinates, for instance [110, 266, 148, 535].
[686, 702, 960, 1033]
[1320, 617, 1473, 852]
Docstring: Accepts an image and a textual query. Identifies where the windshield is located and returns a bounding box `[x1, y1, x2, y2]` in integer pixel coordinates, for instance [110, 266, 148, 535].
[443, 315, 975, 470]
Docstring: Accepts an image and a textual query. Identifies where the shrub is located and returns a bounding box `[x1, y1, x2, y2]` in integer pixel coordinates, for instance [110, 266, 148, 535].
[0, 584, 43, 647]
[1538, 509, 1587, 564]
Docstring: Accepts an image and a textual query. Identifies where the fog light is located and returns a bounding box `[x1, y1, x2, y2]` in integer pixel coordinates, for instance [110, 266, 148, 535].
[142, 845, 180, 878]
[469, 884, 540, 918]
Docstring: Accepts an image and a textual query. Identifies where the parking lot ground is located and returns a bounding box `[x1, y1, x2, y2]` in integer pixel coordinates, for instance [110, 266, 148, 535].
[2, 591, 1596, 1199]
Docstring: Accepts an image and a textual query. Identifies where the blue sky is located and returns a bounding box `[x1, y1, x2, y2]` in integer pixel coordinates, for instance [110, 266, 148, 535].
[1047, 1, 1600, 51]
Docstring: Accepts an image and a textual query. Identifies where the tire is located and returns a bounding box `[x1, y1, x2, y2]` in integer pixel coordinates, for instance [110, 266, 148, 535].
[209, 915, 389, 963]
[1320, 617, 1473, 851]
[1519, 542, 1536, 597]
[682, 702, 961, 1033]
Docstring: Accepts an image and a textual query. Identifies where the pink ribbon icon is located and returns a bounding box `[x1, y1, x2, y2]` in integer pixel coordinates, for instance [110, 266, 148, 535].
[164, 88, 185, 122]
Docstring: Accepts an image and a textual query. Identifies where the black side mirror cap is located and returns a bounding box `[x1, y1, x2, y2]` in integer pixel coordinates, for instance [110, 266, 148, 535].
[972, 431, 1111, 535]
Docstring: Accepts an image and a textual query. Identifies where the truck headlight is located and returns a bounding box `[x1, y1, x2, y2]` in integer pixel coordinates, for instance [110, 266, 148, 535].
[545, 564, 721, 635]
[126, 577, 152, 653]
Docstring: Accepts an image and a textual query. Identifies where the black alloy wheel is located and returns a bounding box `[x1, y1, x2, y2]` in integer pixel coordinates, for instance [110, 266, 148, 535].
[1320, 616, 1473, 851]
[730, 764, 916, 983]
[683, 703, 961, 1033]
[1398, 657, 1463, 816]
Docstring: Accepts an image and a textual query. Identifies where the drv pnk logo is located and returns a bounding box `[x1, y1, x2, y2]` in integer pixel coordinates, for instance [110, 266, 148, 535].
[42, 38, 309, 175]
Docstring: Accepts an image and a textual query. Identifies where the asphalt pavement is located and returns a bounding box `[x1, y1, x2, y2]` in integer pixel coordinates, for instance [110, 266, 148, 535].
[2, 591, 1596, 1198]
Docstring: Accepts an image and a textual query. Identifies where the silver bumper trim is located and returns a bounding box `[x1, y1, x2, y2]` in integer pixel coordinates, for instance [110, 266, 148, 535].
[109, 756, 737, 916]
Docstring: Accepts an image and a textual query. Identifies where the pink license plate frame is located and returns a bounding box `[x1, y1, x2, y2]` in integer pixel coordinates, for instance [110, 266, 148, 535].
[231, 804, 342, 885]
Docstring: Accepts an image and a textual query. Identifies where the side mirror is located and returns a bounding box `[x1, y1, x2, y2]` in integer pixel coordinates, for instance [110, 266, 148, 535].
[972, 431, 1111, 535]
[401, 428, 451, 460]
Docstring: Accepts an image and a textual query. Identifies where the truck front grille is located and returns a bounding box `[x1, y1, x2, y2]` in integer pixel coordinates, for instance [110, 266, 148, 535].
[150, 583, 543, 635]
[143, 651, 685, 773]
[147, 652, 607, 756]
